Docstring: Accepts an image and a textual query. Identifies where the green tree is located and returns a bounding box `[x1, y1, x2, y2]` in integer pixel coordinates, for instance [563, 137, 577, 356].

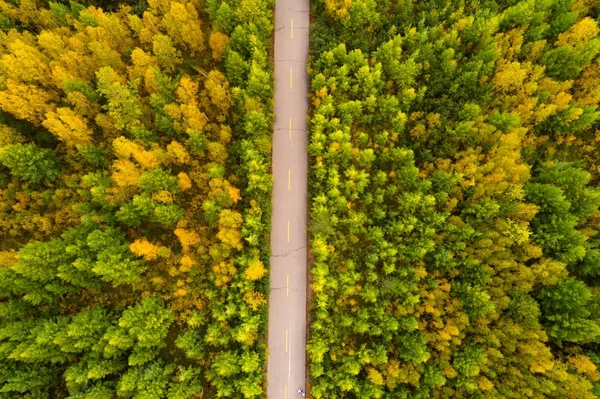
[0, 143, 61, 183]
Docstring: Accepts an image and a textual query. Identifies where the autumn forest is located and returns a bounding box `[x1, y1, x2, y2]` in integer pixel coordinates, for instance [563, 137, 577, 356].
[0, 0, 599, 398]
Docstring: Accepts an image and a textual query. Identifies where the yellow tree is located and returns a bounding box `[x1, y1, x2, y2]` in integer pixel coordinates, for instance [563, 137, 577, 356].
[174, 228, 201, 252]
[244, 258, 267, 281]
[217, 209, 243, 250]
[324, 0, 353, 20]
[111, 159, 141, 188]
[130, 238, 160, 261]
[208, 31, 229, 61]
[0, 80, 57, 124]
[203, 70, 231, 117]
[152, 34, 181, 72]
[112, 136, 160, 169]
[162, 1, 205, 54]
[178, 172, 192, 191]
[556, 17, 599, 47]
[42, 107, 94, 147]
[37, 31, 66, 61]
[164, 75, 207, 134]
[1, 37, 50, 85]
[128, 48, 157, 80]
[167, 140, 190, 164]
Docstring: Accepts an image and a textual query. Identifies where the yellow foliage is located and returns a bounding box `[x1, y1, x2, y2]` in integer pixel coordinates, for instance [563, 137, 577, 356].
[478, 376, 494, 391]
[1, 38, 49, 84]
[216, 209, 243, 250]
[557, 17, 599, 47]
[174, 288, 187, 297]
[0, 80, 56, 124]
[245, 259, 267, 281]
[0, 250, 18, 268]
[569, 355, 598, 377]
[532, 258, 568, 286]
[112, 136, 160, 169]
[37, 31, 66, 59]
[167, 140, 190, 164]
[551, 91, 573, 111]
[130, 238, 159, 261]
[43, 107, 94, 147]
[112, 136, 137, 158]
[493, 61, 528, 92]
[575, 58, 600, 106]
[234, 319, 259, 346]
[325, 0, 353, 20]
[165, 75, 208, 133]
[443, 366, 458, 378]
[152, 190, 174, 203]
[152, 34, 181, 71]
[176, 75, 198, 104]
[175, 228, 201, 251]
[129, 48, 156, 79]
[243, 290, 267, 311]
[367, 368, 384, 385]
[209, 31, 229, 61]
[133, 148, 160, 169]
[204, 70, 231, 114]
[207, 141, 228, 164]
[180, 255, 196, 272]
[162, 1, 205, 53]
[178, 172, 192, 191]
[112, 159, 141, 187]
[0, 125, 24, 147]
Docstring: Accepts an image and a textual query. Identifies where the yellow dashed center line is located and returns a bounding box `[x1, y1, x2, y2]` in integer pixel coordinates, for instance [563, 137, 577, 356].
[284, 385, 287, 399]
[291, 19, 294, 40]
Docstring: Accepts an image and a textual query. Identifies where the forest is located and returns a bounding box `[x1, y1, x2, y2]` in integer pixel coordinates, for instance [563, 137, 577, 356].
[0, 0, 273, 397]
[307, 0, 600, 398]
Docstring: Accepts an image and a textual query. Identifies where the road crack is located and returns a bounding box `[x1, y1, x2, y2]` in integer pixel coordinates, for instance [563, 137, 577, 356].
[271, 246, 307, 258]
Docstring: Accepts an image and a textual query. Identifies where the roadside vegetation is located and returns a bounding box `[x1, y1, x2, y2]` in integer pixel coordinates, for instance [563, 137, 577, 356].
[0, 0, 273, 397]
[308, 0, 600, 397]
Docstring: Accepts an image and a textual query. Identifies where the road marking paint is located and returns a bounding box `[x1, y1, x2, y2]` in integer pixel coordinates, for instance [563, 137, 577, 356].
[284, 385, 287, 399]
[289, 117, 292, 139]
[287, 220, 290, 243]
[288, 326, 292, 384]
[286, 328, 289, 352]
[290, 68, 293, 89]
[286, 274, 289, 297]
[288, 169, 291, 190]
[291, 19, 294, 39]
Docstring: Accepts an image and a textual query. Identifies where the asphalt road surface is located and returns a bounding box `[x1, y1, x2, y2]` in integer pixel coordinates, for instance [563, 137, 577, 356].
[267, 0, 309, 398]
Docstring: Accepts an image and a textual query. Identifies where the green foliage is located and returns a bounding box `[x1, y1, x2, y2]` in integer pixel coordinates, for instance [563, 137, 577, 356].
[307, 0, 600, 397]
[0, 143, 60, 183]
[0, 0, 274, 394]
[538, 278, 600, 345]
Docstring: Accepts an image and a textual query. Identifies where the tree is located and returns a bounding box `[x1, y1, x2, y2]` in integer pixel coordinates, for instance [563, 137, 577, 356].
[42, 107, 94, 147]
[161, 1, 205, 54]
[152, 34, 182, 72]
[209, 31, 229, 61]
[95, 67, 142, 131]
[538, 277, 600, 345]
[0, 143, 61, 183]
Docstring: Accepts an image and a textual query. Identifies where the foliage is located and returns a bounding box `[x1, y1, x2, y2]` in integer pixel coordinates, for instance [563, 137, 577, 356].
[307, 0, 600, 397]
[0, 0, 273, 397]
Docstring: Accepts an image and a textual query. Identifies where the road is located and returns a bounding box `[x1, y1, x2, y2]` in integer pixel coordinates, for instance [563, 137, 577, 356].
[267, 0, 309, 397]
